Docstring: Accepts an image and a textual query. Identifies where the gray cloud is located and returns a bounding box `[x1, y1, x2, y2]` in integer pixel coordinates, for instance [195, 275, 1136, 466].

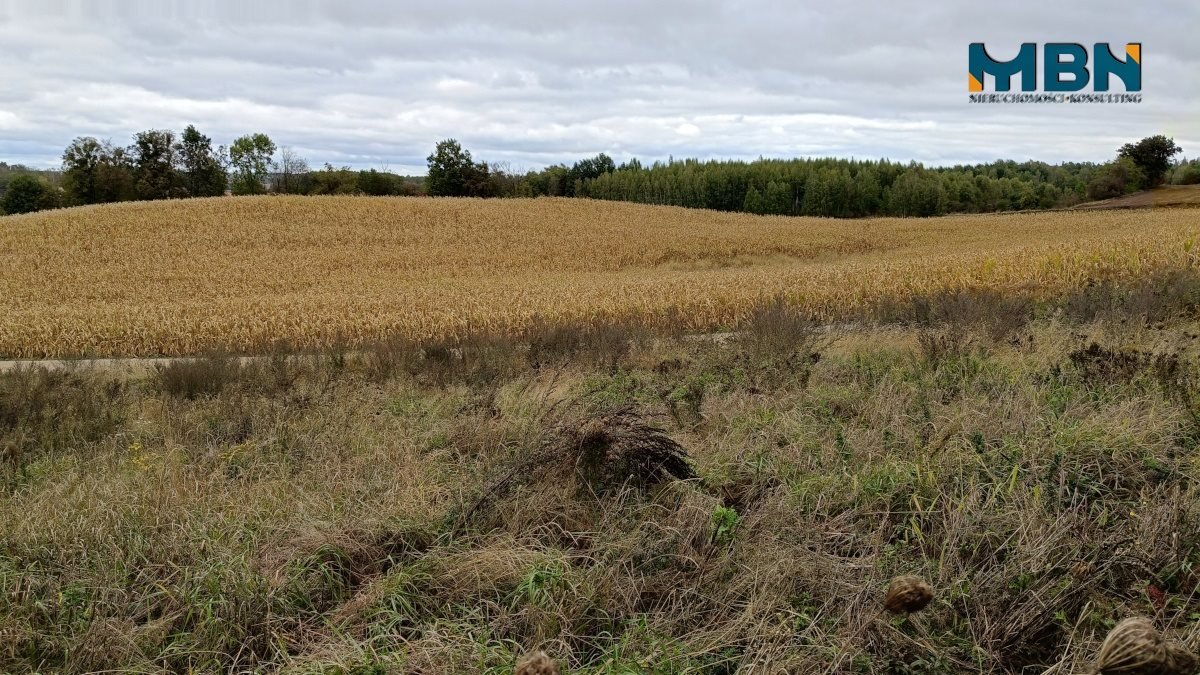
[0, 0, 1195, 172]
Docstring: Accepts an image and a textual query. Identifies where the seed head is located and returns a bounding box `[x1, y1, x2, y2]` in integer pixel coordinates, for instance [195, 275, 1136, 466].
[1163, 640, 1198, 675]
[1070, 560, 1095, 579]
[1096, 617, 1167, 674]
[516, 650, 559, 675]
[884, 575, 933, 614]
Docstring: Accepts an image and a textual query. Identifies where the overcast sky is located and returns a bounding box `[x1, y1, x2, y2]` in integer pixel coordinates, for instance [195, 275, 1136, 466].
[0, 0, 1196, 173]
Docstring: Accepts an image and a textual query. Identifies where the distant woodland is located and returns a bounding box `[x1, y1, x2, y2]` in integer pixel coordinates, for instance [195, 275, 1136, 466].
[2, 129, 1196, 217]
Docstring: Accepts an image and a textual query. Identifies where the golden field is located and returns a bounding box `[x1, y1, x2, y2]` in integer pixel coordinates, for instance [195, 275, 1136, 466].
[0, 195, 1197, 357]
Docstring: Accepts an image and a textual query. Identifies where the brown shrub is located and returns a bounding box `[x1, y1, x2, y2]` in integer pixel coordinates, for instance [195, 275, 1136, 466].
[456, 405, 697, 534]
[155, 355, 243, 399]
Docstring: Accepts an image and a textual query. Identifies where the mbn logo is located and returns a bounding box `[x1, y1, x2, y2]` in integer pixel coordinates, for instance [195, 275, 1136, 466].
[968, 43, 1141, 92]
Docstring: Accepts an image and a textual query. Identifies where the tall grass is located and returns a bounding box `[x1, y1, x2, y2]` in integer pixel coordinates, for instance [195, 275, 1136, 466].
[2, 284, 1198, 672]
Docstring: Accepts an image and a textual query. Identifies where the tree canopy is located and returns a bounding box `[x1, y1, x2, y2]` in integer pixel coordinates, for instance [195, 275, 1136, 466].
[4, 131, 1189, 219]
[0, 175, 57, 215]
[1118, 135, 1182, 187]
[178, 125, 228, 197]
[426, 139, 492, 197]
[229, 133, 277, 195]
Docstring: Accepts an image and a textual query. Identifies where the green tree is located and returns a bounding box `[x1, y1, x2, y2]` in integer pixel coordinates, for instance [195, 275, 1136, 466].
[358, 169, 400, 196]
[1086, 157, 1145, 200]
[802, 170, 832, 216]
[177, 125, 228, 197]
[803, 168, 858, 217]
[1172, 160, 1200, 186]
[130, 129, 181, 200]
[763, 181, 793, 215]
[61, 137, 135, 205]
[229, 133, 277, 195]
[855, 167, 882, 215]
[565, 153, 616, 196]
[525, 165, 570, 197]
[95, 145, 137, 203]
[517, 153, 1105, 217]
[887, 168, 947, 217]
[61, 137, 105, 205]
[1, 175, 51, 215]
[310, 163, 359, 195]
[741, 185, 765, 214]
[426, 139, 491, 197]
[1118, 135, 1182, 187]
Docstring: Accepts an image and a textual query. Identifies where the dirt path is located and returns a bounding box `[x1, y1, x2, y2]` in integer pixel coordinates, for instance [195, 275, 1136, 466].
[0, 356, 271, 374]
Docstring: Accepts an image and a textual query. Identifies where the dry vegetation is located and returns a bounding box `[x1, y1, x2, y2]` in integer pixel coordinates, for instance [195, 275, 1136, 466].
[0, 195, 1197, 357]
[2, 275, 1200, 672]
[2, 195, 1200, 672]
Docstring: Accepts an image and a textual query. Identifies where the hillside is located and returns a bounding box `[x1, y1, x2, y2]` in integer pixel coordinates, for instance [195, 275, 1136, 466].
[1076, 184, 1200, 210]
[1, 195, 1197, 358]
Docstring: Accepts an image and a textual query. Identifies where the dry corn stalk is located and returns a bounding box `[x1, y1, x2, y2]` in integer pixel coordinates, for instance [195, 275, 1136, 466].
[1, 196, 1194, 357]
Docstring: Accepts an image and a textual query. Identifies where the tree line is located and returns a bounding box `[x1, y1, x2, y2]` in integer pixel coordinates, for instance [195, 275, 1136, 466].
[424, 135, 1193, 217]
[0, 126, 422, 216]
[1, 130, 1195, 218]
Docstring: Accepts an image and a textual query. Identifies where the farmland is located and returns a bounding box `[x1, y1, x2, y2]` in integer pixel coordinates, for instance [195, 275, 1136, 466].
[3, 196, 1200, 673]
[0, 195, 1197, 358]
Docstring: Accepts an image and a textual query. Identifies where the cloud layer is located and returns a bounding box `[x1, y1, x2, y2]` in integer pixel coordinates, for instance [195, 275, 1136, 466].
[1, 0, 1196, 172]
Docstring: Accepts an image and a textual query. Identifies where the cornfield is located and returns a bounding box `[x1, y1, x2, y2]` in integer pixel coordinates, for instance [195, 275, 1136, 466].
[0, 195, 1196, 357]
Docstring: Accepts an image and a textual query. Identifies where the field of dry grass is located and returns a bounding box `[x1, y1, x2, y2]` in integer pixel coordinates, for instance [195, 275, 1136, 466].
[1, 195, 1197, 357]
[2, 286, 1199, 672]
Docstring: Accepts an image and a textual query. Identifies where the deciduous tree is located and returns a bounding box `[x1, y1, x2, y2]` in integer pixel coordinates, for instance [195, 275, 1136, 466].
[130, 129, 181, 200]
[229, 134, 277, 195]
[426, 139, 492, 197]
[61, 137, 135, 205]
[1118, 135, 1182, 187]
[177, 125, 228, 197]
[277, 146, 310, 194]
[0, 175, 53, 214]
